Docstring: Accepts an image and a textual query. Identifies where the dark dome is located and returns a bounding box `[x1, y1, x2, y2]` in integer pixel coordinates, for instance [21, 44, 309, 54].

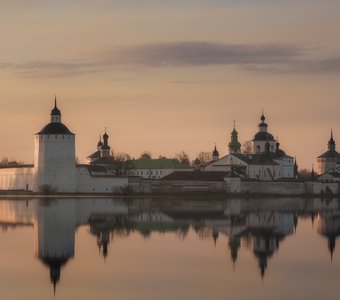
[253, 131, 274, 141]
[276, 148, 286, 158]
[37, 122, 74, 135]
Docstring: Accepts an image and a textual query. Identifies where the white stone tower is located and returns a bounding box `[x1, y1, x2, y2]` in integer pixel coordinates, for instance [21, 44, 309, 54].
[33, 98, 76, 192]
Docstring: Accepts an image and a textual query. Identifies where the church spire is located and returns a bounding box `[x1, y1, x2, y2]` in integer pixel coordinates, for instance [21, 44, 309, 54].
[228, 122, 241, 154]
[51, 96, 61, 123]
[101, 128, 111, 158]
[212, 143, 219, 161]
[258, 110, 268, 133]
[328, 129, 336, 151]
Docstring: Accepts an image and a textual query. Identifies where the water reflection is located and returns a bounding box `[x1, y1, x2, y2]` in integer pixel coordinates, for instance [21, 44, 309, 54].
[0, 196, 339, 294]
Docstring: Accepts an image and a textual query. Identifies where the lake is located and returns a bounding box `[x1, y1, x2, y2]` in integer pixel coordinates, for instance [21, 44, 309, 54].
[0, 196, 339, 300]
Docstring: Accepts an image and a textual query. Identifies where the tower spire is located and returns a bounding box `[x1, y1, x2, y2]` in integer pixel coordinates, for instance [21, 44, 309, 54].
[51, 96, 61, 123]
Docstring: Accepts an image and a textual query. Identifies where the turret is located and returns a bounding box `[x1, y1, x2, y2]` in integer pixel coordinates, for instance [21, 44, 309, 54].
[328, 130, 336, 151]
[101, 130, 111, 158]
[228, 123, 241, 154]
[212, 144, 219, 161]
[258, 111, 268, 133]
[97, 135, 103, 151]
[51, 96, 61, 123]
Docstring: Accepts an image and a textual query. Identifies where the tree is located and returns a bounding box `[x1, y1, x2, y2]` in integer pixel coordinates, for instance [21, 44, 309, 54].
[175, 151, 190, 165]
[298, 168, 312, 180]
[139, 151, 152, 160]
[242, 140, 253, 154]
[194, 151, 212, 167]
[110, 151, 134, 176]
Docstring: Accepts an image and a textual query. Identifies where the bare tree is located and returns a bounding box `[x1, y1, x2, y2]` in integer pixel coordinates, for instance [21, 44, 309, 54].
[175, 151, 190, 165]
[242, 140, 253, 154]
[139, 151, 152, 160]
[298, 168, 312, 180]
[110, 152, 134, 176]
[194, 151, 212, 167]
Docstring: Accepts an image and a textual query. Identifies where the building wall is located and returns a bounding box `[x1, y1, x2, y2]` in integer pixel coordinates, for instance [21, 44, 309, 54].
[76, 167, 128, 193]
[279, 157, 295, 178]
[248, 164, 281, 180]
[241, 181, 339, 195]
[0, 167, 34, 191]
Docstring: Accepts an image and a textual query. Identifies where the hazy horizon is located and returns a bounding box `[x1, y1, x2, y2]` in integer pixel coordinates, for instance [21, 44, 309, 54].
[1, 0, 340, 169]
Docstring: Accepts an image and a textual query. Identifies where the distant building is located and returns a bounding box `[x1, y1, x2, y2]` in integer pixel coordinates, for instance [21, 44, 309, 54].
[317, 131, 340, 175]
[205, 113, 297, 180]
[87, 131, 116, 169]
[130, 158, 193, 179]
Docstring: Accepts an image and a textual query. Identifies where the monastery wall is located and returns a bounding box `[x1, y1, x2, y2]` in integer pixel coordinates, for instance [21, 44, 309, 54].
[131, 178, 339, 195]
[0, 167, 34, 191]
[76, 167, 129, 193]
[133, 179, 226, 193]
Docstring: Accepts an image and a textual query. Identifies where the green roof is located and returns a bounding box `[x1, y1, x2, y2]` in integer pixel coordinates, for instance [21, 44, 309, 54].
[132, 158, 192, 170]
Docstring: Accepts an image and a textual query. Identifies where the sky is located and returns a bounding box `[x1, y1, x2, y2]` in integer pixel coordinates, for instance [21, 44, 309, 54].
[1, 0, 340, 169]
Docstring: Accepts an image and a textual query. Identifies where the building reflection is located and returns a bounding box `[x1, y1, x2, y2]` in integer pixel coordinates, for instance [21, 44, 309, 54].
[0, 197, 339, 290]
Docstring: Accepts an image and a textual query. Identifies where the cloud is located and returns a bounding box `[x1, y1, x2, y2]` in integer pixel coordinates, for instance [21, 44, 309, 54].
[1, 41, 340, 77]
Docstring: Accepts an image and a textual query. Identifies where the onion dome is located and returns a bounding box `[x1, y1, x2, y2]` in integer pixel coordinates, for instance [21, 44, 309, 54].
[101, 131, 111, 150]
[97, 134, 103, 149]
[259, 112, 268, 128]
[275, 140, 286, 157]
[228, 126, 241, 154]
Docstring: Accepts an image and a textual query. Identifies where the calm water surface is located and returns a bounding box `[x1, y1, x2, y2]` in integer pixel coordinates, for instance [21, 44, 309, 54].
[0, 197, 339, 300]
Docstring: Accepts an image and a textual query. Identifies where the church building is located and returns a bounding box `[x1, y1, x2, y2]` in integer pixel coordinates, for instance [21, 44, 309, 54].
[205, 113, 297, 181]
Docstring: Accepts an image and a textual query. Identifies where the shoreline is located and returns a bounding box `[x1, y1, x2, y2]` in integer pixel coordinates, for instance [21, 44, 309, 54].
[0, 190, 338, 199]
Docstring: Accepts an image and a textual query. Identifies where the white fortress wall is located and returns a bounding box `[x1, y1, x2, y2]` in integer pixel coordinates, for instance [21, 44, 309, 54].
[76, 166, 128, 193]
[0, 166, 34, 191]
